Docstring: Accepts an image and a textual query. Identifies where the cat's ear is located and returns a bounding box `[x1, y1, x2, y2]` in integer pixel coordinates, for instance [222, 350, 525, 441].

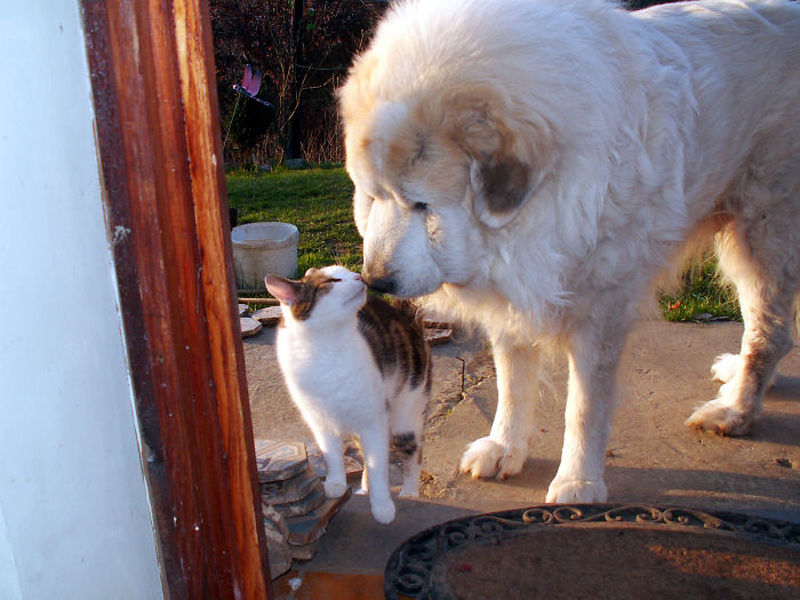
[265, 275, 300, 306]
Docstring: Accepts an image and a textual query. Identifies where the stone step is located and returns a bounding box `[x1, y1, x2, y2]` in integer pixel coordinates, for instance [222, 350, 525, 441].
[252, 305, 282, 325]
[424, 327, 453, 345]
[272, 486, 327, 519]
[262, 465, 322, 506]
[285, 487, 352, 547]
[240, 316, 263, 337]
[255, 439, 308, 483]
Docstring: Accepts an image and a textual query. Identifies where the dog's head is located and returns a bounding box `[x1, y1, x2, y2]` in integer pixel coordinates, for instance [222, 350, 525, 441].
[339, 75, 556, 298]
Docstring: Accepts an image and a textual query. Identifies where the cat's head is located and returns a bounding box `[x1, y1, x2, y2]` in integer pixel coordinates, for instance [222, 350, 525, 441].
[265, 265, 366, 327]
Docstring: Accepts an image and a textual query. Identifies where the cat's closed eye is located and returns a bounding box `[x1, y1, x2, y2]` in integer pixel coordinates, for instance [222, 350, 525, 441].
[318, 277, 341, 289]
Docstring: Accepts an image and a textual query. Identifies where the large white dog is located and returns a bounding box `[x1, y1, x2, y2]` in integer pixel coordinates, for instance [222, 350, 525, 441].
[338, 0, 800, 502]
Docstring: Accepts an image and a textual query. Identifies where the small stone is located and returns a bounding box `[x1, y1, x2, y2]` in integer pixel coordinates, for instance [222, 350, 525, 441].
[263, 518, 292, 579]
[262, 503, 290, 538]
[692, 313, 713, 322]
[240, 317, 263, 337]
[305, 440, 363, 478]
[252, 306, 283, 325]
[425, 328, 453, 345]
[344, 455, 363, 477]
[271, 486, 327, 519]
[423, 320, 451, 329]
[238, 304, 249, 317]
[261, 465, 321, 505]
[285, 487, 352, 546]
[306, 445, 326, 477]
[254, 439, 308, 483]
[288, 539, 320, 561]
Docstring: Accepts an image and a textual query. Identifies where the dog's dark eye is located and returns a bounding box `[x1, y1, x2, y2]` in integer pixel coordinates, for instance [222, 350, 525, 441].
[413, 202, 429, 212]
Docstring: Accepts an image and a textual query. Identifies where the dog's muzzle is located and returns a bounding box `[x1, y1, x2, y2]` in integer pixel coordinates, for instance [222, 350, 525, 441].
[365, 277, 396, 295]
[361, 264, 397, 295]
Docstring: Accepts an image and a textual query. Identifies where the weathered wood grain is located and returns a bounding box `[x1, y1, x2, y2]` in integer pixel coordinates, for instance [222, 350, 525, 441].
[81, 1, 271, 597]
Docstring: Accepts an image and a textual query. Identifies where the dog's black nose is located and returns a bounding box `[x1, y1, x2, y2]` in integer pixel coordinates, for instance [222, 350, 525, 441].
[362, 273, 396, 295]
[366, 276, 396, 295]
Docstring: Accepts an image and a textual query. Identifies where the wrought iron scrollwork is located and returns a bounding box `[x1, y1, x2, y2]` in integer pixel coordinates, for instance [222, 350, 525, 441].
[384, 503, 800, 600]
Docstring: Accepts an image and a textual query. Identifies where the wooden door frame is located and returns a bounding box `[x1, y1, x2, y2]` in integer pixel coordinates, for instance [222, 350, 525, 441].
[81, 1, 271, 597]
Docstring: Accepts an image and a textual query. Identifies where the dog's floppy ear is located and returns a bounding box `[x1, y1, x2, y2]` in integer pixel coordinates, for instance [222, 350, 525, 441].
[468, 155, 531, 229]
[444, 90, 543, 228]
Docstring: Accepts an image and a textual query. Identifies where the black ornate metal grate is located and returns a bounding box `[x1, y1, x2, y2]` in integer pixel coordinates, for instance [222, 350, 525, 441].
[384, 504, 800, 600]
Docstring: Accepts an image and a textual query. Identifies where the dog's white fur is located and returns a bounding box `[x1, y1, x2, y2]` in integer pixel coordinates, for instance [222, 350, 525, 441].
[339, 0, 800, 502]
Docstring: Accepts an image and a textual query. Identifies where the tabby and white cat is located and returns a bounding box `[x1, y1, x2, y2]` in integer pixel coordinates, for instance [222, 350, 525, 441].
[265, 265, 432, 524]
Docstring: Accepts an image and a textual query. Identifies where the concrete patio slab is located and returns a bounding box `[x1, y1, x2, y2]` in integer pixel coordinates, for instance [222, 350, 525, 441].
[245, 318, 800, 584]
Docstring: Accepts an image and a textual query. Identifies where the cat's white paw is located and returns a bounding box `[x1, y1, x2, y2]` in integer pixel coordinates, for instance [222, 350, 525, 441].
[459, 436, 525, 480]
[354, 486, 368, 496]
[686, 398, 754, 436]
[370, 498, 396, 524]
[710, 353, 741, 383]
[323, 479, 348, 498]
[546, 477, 607, 503]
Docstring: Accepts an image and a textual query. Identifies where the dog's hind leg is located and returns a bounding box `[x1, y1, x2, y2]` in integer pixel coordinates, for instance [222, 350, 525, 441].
[460, 340, 540, 480]
[687, 191, 800, 435]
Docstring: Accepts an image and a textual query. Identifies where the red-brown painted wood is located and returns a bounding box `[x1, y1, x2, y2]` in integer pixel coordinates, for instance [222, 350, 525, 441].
[81, 1, 271, 597]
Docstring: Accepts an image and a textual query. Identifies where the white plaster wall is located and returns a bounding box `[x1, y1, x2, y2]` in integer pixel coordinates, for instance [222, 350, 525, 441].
[0, 3, 164, 599]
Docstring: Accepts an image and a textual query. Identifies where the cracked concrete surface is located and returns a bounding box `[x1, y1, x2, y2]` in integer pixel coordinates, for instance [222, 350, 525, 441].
[245, 319, 800, 574]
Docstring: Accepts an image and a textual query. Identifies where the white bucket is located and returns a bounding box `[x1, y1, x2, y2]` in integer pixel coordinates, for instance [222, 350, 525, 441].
[231, 222, 299, 289]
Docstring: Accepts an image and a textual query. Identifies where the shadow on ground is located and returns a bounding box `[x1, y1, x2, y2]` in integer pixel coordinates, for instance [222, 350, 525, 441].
[244, 318, 800, 575]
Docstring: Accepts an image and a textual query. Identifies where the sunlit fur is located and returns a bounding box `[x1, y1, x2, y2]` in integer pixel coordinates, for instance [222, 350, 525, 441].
[340, 0, 800, 502]
[267, 266, 431, 524]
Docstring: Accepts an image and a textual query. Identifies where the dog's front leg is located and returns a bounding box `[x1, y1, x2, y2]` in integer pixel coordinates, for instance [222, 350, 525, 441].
[546, 324, 626, 503]
[460, 340, 539, 479]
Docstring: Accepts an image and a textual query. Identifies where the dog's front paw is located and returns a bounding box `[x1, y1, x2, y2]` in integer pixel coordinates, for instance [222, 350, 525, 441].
[686, 398, 754, 436]
[370, 498, 396, 525]
[710, 353, 741, 383]
[323, 479, 348, 498]
[459, 436, 525, 480]
[546, 478, 607, 503]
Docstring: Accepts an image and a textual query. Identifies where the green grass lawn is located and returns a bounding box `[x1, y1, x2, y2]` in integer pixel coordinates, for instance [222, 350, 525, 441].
[227, 165, 362, 277]
[226, 165, 740, 321]
[659, 261, 741, 322]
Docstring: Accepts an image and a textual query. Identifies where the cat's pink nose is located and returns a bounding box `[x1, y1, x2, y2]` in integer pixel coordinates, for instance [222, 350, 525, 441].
[355, 274, 362, 281]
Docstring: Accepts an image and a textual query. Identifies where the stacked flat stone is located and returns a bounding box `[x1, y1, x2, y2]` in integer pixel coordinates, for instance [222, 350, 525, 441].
[254, 439, 351, 579]
[239, 304, 262, 338]
[240, 302, 454, 344]
[239, 303, 282, 339]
